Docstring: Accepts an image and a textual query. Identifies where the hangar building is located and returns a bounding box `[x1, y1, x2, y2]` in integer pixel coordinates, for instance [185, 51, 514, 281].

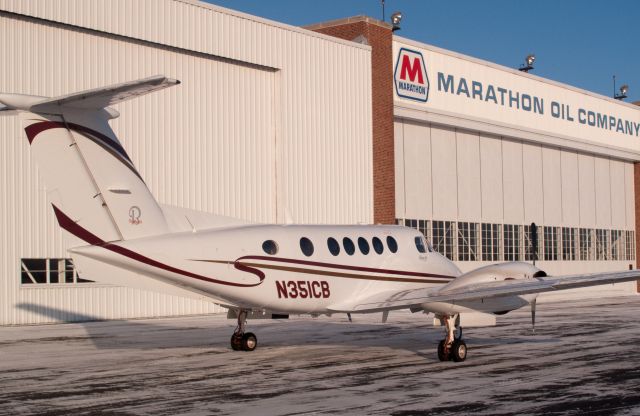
[309, 17, 640, 300]
[1, 2, 638, 325]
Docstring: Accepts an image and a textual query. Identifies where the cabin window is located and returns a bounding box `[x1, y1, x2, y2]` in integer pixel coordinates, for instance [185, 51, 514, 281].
[386, 236, 398, 253]
[299, 237, 314, 257]
[327, 237, 340, 256]
[358, 237, 370, 255]
[372, 237, 384, 254]
[414, 236, 427, 253]
[343, 237, 355, 255]
[262, 240, 278, 255]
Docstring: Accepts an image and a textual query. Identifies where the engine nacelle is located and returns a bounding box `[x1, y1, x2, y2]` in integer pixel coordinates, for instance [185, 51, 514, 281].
[442, 262, 545, 292]
[422, 262, 546, 316]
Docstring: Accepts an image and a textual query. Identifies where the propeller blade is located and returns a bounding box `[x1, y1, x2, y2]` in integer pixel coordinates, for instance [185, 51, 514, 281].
[531, 298, 537, 333]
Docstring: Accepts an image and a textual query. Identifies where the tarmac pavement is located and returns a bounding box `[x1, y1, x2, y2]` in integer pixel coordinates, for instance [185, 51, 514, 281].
[1, 295, 640, 415]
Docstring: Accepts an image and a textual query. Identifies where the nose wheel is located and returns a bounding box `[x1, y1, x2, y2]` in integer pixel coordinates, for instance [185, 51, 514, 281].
[230, 309, 258, 351]
[437, 314, 467, 362]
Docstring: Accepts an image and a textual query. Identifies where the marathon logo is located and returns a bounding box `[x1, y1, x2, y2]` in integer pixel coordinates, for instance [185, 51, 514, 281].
[394, 48, 429, 102]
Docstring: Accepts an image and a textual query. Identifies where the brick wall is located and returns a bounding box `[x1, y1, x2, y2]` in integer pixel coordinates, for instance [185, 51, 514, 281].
[308, 17, 395, 224]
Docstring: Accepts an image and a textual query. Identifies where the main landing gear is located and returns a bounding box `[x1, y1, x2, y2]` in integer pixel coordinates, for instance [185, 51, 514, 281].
[437, 314, 467, 362]
[230, 309, 258, 352]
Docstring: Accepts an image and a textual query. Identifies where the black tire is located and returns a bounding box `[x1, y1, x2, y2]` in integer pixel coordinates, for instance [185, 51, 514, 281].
[437, 340, 449, 361]
[241, 332, 258, 351]
[451, 339, 467, 362]
[230, 334, 242, 351]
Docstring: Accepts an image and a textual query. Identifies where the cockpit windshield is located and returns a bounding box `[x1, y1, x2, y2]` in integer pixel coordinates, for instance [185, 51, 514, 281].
[414, 236, 427, 253]
[414, 235, 434, 253]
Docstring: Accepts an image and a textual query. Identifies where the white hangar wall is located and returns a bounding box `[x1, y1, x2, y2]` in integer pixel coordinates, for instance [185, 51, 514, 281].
[0, 0, 373, 325]
[393, 37, 640, 298]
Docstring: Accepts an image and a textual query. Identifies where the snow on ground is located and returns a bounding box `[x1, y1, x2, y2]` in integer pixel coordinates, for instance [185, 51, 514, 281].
[1, 295, 640, 415]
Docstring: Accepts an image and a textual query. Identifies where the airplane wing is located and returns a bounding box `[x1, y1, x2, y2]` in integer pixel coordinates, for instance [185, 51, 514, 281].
[328, 270, 640, 313]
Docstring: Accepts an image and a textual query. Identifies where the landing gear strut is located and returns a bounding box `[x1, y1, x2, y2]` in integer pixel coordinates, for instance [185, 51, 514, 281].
[230, 309, 258, 351]
[437, 314, 467, 362]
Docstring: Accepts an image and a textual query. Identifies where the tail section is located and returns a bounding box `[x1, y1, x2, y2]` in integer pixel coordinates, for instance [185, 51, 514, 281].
[0, 76, 179, 243]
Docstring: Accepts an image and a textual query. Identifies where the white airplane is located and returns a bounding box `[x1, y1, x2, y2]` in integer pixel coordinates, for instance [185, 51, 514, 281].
[1, 76, 638, 362]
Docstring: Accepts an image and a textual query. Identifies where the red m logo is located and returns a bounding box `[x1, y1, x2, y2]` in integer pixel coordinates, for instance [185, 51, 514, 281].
[400, 55, 424, 84]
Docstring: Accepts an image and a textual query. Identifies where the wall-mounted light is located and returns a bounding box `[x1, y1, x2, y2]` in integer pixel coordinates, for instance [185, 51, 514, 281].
[518, 54, 535, 72]
[615, 85, 629, 100]
[613, 75, 628, 100]
[391, 11, 402, 32]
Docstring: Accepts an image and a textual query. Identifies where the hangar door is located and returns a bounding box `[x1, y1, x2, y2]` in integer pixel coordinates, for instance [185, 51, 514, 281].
[110, 55, 279, 224]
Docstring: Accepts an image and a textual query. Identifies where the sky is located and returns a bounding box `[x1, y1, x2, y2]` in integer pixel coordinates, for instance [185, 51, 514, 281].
[204, 0, 639, 103]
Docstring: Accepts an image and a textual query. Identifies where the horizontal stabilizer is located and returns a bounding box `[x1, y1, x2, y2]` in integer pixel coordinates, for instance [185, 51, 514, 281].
[0, 75, 180, 115]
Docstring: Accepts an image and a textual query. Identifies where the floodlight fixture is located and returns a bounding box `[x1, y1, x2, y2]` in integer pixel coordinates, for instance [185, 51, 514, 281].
[391, 11, 402, 32]
[615, 84, 629, 100]
[519, 54, 535, 72]
[614, 75, 629, 100]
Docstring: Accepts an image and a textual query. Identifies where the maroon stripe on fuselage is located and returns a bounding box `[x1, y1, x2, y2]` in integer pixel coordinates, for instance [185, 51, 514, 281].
[234, 255, 455, 280]
[51, 204, 263, 288]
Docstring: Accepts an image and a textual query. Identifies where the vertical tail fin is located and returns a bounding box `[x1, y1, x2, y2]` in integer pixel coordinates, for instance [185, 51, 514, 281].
[0, 76, 180, 243]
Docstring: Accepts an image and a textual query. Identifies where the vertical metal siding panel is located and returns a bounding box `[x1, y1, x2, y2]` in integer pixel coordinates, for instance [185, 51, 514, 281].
[502, 140, 525, 224]
[625, 163, 635, 230]
[560, 150, 580, 227]
[595, 157, 612, 227]
[479, 134, 504, 223]
[403, 123, 434, 220]
[456, 130, 481, 221]
[542, 147, 562, 225]
[578, 154, 596, 228]
[610, 159, 626, 229]
[431, 127, 458, 220]
[394, 121, 406, 219]
[522, 143, 544, 224]
[0, 0, 303, 70]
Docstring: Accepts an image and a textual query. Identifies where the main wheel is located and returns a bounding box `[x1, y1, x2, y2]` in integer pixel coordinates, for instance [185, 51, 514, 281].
[451, 339, 467, 362]
[437, 340, 449, 361]
[230, 334, 242, 351]
[241, 332, 258, 351]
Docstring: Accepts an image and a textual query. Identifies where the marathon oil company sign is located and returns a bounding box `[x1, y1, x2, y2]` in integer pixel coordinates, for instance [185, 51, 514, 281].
[393, 40, 640, 150]
[394, 48, 429, 102]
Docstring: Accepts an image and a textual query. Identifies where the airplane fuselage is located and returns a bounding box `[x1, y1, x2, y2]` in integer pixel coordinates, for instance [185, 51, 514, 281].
[69, 219, 462, 314]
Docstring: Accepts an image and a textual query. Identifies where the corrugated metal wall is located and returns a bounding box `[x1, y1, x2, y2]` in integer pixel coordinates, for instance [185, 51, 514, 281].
[394, 119, 636, 297]
[0, 1, 373, 324]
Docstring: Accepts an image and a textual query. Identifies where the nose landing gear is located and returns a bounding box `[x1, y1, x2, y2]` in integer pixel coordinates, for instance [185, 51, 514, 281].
[230, 309, 258, 351]
[437, 314, 467, 362]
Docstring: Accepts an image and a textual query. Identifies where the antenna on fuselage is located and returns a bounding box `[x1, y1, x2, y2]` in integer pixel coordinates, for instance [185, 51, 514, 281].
[530, 298, 537, 333]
